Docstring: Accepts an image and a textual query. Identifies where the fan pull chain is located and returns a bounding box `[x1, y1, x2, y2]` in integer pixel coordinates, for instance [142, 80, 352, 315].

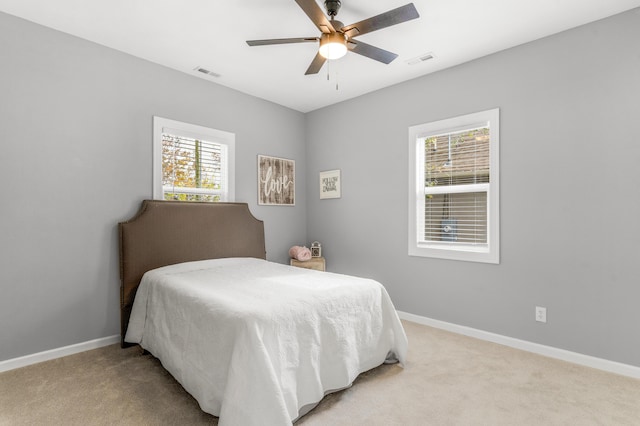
[328, 60, 340, 91]
[325, 60, 340, 91]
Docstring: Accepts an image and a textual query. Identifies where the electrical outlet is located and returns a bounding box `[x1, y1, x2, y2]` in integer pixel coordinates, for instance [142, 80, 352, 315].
[535, 306, 547, 323]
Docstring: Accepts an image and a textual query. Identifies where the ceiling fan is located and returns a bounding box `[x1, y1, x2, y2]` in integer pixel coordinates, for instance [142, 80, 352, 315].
[246, 0, 420, 75]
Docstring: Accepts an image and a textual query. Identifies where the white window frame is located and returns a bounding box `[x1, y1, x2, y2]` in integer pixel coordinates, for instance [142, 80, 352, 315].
[153, 116, 235, 202]
[408, 108, 500, 264]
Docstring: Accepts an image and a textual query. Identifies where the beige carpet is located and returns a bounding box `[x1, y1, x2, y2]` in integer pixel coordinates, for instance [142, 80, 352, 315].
[1, 321, 639, 425]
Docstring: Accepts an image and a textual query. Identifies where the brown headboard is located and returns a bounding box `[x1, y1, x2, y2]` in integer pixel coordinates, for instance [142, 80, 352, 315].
[118, 200, 266, 346]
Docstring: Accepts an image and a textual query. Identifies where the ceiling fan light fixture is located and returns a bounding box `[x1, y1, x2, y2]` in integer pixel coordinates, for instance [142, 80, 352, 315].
[246, 1, 420, 74]
[318, 32, 347, 60]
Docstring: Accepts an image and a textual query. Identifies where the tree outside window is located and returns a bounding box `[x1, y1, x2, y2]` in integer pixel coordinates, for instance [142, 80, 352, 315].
[162, 133, 223, 202]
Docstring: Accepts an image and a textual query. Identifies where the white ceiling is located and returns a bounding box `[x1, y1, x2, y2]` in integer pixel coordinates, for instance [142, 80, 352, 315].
[2, 0, 639, 112]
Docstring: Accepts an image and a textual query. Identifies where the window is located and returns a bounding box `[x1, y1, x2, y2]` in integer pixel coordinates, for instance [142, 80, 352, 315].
[153, 117, 235, 202]
[408, 109, 499, 263]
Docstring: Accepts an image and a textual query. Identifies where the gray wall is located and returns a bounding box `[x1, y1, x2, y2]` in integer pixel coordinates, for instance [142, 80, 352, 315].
[0, 12, 306, 361]
[305, 9, 640, 367]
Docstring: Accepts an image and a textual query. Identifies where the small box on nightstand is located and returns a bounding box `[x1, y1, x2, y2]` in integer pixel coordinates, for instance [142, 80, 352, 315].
[290, 257, 325, 271]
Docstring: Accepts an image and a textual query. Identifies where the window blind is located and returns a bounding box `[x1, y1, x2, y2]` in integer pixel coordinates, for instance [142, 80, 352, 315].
[423, 127, 490, 245]
[162, 132, 225, 202]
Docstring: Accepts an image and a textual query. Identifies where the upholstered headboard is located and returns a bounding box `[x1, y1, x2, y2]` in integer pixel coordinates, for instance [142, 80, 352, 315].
[118, 200, 266, 346]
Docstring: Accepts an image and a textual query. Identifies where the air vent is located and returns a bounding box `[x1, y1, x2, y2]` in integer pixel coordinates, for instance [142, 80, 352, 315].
[406, 52, 435, 66]
[193, 66, 221, 78]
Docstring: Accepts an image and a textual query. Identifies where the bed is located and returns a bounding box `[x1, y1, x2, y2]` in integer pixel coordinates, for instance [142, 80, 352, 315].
[119, 200, 408, 425]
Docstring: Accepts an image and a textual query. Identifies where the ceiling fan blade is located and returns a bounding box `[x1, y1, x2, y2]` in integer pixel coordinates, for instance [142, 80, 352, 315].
[348, 40, 398, 64]
[341, 3, 419, 38]
[295, 0, 336, 33]
[247, 37, 319, 46]
[305, 52, 327, 75]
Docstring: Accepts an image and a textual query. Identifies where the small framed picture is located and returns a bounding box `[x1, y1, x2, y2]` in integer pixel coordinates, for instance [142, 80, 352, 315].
[319, 169, 341, 199]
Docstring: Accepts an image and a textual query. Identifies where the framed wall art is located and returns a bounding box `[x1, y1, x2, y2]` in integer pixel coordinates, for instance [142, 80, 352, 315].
[319, 169, 341, 199]
[258, 155, 295, 206]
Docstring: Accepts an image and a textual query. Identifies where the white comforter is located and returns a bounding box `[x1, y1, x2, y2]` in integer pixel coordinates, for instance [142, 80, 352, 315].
[125, 257, 407, 426]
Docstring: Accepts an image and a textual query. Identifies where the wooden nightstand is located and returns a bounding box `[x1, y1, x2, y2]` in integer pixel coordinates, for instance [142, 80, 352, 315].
[290, 257, 325, 271]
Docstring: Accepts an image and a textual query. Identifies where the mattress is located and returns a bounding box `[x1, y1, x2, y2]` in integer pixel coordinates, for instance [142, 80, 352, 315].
[125, 257, 408, 425]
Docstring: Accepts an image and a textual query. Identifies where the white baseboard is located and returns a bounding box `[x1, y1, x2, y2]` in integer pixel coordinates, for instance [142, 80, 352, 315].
[4, 315, 639, 380]
[0, 335, 120, 374]
[397, 311, 640, 379]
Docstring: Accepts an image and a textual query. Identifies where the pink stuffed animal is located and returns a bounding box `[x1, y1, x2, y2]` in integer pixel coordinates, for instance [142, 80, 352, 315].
[289, 245, 312, 261]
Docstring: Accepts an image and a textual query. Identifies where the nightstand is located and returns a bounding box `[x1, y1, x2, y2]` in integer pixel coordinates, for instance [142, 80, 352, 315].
[290, 257, 325, 271]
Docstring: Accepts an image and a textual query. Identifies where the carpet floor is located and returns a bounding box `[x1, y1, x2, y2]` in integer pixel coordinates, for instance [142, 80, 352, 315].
[1, 320, 639, 425]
